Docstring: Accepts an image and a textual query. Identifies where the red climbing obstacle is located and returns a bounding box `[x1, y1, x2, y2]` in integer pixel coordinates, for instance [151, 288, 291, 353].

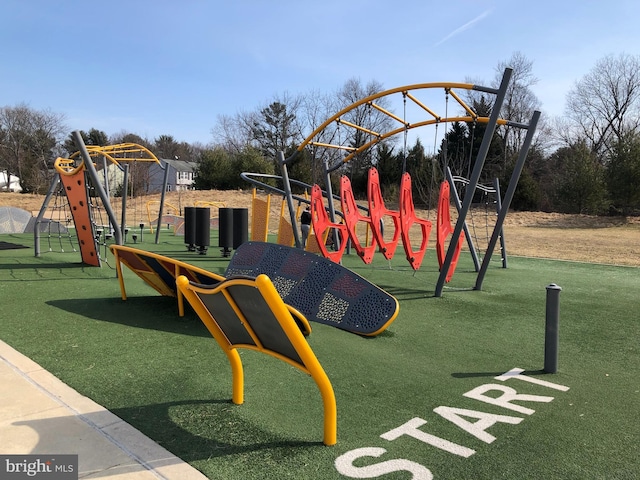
[399, 172, 432, 271]
[340, 176, 377, 264]
[367, 167, 401, 260]
[310, 184, 349, 263]
[436, 181, 464, 282]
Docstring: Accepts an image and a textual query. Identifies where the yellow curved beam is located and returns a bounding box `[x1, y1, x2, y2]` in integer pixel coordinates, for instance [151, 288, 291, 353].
[298, 82, 479, 151]
[54, 156, 85, 176]
[312, 115, 509, 168]
[296, 82, 509, 167]
[69, 143, 161, 167]
[194, 200, 227, 208]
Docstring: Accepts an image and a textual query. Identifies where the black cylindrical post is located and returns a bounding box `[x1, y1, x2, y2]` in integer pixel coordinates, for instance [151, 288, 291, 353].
[219, 208, 233, 257]
[232, 208, 248, 249]
[195, 207, 210, 254]
[544, 283, 562, 373]
[184, 207, 196, 251]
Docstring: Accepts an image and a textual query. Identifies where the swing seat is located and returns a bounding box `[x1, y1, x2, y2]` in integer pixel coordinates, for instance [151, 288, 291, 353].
[310, 184, 348, 264]
[399, 172, 432, 271]
[367, 167, 401, 260]
[436, 180, 464, 282]
[340, 176, 377, 264]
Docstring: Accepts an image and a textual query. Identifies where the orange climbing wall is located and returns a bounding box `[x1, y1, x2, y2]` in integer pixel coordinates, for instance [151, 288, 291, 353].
[58, 166, 100, 267]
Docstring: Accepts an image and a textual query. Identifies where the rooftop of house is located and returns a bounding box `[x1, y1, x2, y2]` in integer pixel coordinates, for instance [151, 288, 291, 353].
[159, 158, 198, 172]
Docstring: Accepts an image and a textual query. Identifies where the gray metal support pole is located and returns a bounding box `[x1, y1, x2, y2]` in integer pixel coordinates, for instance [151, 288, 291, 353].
[155, 161, 170, 244]
[277, 151, 302, 248]
[435, 68, 513, 297]
[493, 177, 508, 268]
[120, 164, 129, 243]
[544, 283, 562, 373]
[71, 131, 122, 245]
[34, 173, 61, 257]
[101, 155, 112, 236]
[102, 156, 110, 209]
[446, 167, 480, 272]
[322, 159, 341, 252]
[474, 110, 540, 291]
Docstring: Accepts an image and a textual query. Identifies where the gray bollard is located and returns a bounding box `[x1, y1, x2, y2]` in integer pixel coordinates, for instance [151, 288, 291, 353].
[544, 283, 562, 373]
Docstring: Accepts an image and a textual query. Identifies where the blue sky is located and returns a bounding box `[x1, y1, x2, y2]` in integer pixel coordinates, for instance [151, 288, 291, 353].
[1, 0, 638, 145]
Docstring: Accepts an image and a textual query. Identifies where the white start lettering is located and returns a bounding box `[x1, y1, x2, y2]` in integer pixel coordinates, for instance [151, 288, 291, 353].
[335, 367, 570, 479]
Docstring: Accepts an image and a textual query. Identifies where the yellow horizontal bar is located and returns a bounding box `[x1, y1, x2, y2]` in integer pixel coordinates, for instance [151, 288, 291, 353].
[308, 141, 357, 152]
[337, 118, 381, 137]
[368, 101, 407, 126]
[447, 89, 477, 119]
[405, 92, 440, 121]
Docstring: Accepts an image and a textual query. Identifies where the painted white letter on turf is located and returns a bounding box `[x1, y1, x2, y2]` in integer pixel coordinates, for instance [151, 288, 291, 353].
[495, 368, 570, 392]
[463, 384, 554, 415]
[380, 417, 475, 458]
[335, 447, 433, 479]
[434, 406, 523, 443]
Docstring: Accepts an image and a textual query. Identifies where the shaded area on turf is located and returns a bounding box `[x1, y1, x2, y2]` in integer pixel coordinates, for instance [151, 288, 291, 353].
[0, 241, 29, 250]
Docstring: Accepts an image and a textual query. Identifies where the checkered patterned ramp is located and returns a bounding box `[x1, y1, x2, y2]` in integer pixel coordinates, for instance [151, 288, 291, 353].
[225, 242, 399, 336]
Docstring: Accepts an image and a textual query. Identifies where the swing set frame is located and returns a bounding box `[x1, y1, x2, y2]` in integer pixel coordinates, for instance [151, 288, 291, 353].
[275, 68, 540, 296]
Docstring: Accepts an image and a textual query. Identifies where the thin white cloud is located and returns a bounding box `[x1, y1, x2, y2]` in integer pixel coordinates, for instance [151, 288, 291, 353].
[435, 9, 493, 46]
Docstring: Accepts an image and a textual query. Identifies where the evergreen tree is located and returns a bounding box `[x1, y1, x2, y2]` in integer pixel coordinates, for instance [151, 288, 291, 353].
[63, 128, 108, 154]
[551, 141, 608, 214]
[606, 133, 640, 215]
[194, 147, 234, 190]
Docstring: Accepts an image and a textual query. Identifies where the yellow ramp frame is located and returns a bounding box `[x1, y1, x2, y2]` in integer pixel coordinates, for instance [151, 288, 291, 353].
[177, 274, 337, 446]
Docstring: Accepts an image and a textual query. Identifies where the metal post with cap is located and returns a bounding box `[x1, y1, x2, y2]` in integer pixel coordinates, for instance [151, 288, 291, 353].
[544, 283, 562, 373]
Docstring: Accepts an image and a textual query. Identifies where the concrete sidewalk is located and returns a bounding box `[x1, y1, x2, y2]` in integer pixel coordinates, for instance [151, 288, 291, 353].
[0, 340, 208, 479]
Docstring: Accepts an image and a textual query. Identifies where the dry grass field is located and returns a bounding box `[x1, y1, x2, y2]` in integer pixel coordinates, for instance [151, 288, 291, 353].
[2, 190, 639, 267]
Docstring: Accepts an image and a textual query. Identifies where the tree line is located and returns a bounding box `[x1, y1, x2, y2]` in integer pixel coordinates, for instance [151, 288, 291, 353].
[2, 52, 640, 216]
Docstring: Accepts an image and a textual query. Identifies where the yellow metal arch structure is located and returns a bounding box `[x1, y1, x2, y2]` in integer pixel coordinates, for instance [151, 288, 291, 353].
[69, 143, 161, 167]
[293, 82, 513, 170]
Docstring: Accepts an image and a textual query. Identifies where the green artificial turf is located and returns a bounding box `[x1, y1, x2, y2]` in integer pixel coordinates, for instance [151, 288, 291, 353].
[1, 230, 638, 479]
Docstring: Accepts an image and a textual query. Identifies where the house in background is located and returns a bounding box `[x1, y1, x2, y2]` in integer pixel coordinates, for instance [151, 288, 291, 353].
[0, 171, 22, 192]
[148, 158, 197, 193]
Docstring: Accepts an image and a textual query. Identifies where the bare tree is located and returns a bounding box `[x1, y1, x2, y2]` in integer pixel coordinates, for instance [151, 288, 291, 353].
[334, 78, 395, 177]
[493, 52, 541, 157]
[0, 104, 66, 193]
[463, 52, 541, 160]
[298, 88, 340, 183]
[211, 112, 253, 154]
[565, 53, 640, 157]
[212, 91, 304, 161]
[209, 81, 394, 187]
